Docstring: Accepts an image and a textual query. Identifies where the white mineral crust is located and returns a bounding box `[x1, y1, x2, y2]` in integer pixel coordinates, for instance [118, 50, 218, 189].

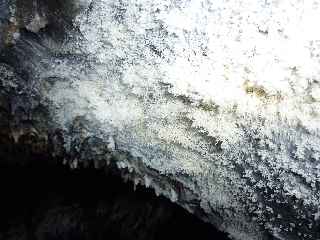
[41, 1, 320, 239]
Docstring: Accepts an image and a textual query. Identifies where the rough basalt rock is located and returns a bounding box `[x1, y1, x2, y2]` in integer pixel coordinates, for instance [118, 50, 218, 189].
[1, 1, 320, 240]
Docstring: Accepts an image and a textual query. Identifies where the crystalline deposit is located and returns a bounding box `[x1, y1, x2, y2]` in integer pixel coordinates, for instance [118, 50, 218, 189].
[2, 0, 320, 240]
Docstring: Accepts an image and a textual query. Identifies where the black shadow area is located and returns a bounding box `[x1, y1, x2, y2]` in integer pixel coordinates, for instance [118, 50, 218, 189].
[0, 162, 230, 240]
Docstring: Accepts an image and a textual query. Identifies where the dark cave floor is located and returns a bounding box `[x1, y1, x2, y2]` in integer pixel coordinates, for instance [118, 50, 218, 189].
[0, 160, 230, 240]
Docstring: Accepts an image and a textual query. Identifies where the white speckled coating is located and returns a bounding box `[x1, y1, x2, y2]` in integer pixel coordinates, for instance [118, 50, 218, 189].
[35, 1, 320, 239]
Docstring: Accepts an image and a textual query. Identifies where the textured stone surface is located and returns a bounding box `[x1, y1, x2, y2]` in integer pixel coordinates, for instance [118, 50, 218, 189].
[1, 1, 320, 240]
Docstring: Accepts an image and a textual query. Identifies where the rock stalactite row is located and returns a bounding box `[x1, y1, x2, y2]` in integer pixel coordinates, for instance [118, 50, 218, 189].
[1, 0, 320, 239]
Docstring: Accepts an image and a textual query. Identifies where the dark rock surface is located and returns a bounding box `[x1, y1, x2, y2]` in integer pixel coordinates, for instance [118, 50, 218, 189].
[0, 157, 229, 240]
